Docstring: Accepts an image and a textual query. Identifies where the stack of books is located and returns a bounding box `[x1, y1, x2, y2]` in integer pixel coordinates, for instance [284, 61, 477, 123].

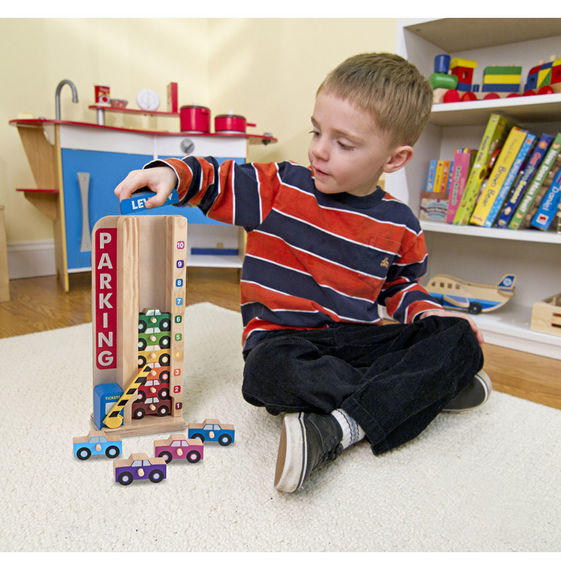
[420, 112, 561, 231]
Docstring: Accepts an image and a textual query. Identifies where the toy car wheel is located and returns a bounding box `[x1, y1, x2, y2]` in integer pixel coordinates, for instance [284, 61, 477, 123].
[76, 447, 91, 460]
[186, 450, 201, 463]
[117, 471, 134, 485]
[191, 433, 205, 442]
[138, 355, 146, 366]
[159, 336, 170, 349]
[157, 405, 170, 416]
[160, 318, 171, 331]
[138, 337, 147, 350]
[218, 434, 232, 446]
[136, 391, 146, 402]
[149, 469, 165, 483]
[468, 302, 482, 315]
[133, 408, 145, 419]
[158, 451, 173, 463]
[159, 353, 170, 366]
[159, 370, 170, 382]
[138, 320, 147, 333]
[105, 445, 121, 458]
[159, 388, 169, 399]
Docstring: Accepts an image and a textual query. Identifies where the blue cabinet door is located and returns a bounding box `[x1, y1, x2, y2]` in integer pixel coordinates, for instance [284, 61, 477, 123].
[61, 150, 246, 270]
[61, 149, 152, 270]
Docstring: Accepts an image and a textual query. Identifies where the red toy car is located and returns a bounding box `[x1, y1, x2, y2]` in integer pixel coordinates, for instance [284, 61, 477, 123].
[137, 377, 170, 401]
[153, 434, 204, 463]
[132, 396, 171, 419]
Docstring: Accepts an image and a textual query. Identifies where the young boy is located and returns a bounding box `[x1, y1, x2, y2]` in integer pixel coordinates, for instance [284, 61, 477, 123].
[114, 52, 490, 494]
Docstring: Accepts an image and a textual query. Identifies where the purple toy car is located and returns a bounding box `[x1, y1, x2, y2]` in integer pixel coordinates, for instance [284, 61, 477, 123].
[114, 453, 167, 485]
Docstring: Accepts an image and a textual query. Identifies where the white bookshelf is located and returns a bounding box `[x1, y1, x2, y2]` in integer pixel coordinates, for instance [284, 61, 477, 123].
[392, 19, 561, 359]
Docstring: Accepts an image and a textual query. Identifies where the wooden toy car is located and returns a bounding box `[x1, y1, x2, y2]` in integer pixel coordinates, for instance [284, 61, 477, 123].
[137, 346, 170, 367]
[188, 419, 235, 446]
[426, 273, 516, 314]
[154, 434, 204, 463]
[138, 309, 171, 333]
[132, 396, 171, 419]
[73, 430, 122, 460]
[137, 377, 170, 401]
[114, 453, 167, 485]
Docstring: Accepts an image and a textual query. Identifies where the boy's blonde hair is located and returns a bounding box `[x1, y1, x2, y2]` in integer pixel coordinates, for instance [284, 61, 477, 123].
[317, 52, 433, 146]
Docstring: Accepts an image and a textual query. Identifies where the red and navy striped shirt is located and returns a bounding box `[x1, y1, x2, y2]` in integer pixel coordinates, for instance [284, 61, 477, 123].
[151, 157, 442, 351]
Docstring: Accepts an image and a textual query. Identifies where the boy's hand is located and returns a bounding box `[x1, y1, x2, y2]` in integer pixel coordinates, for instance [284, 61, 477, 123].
[114, 166, 178, 208]
[418, 308, 485, 346]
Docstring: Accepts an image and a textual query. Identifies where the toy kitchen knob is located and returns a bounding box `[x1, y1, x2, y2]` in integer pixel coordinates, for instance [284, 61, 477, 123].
[180, 138, 195, 155]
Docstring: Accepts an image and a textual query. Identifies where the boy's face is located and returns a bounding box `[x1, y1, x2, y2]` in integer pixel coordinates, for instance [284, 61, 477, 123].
[308, 91, 412, 197]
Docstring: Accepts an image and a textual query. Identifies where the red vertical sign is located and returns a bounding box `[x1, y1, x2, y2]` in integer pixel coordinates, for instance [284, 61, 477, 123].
[94, 228, 117, 369]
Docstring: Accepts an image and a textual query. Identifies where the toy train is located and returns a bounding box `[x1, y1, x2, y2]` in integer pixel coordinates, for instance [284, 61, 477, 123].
[430, 54, 561, 103]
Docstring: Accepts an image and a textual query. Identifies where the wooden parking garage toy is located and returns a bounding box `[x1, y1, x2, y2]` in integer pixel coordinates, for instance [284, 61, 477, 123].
[91, 215, 188, 437]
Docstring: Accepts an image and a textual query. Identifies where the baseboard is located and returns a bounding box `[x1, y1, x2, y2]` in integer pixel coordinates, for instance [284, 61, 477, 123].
[7, 240, 56, 279]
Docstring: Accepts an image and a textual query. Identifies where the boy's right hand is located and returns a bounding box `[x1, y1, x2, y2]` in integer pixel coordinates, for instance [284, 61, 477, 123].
[114, 166, 178, 209]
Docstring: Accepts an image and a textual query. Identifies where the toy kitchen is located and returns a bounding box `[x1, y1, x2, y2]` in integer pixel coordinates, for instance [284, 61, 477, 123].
[10, 80, 277, 291]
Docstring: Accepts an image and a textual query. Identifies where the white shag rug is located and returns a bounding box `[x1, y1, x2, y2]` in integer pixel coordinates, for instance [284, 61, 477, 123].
[0, 302, 560, 552]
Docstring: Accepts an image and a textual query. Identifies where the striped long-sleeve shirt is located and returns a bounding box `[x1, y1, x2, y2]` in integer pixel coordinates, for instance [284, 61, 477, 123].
[150, 156, 442, 351]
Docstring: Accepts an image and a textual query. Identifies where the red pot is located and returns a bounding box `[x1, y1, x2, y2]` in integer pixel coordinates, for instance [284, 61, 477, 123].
[180, 105, 211, 133]
[214, 112, 256, 133]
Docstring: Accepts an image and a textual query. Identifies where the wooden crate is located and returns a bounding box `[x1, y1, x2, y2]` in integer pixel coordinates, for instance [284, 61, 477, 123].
[531, 293, 561, 337]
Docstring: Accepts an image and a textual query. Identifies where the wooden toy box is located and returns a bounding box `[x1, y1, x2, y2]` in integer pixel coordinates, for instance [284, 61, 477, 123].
[530, 293, 561, 336]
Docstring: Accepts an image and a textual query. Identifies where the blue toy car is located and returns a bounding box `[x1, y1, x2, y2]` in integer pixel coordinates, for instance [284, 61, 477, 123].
[188, 418, 235, 446]
[73, 430, 122, 460]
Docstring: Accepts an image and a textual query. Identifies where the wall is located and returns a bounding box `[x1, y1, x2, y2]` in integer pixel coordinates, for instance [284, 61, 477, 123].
[208, 19, 396, 164]
[0, 18, 396, 276]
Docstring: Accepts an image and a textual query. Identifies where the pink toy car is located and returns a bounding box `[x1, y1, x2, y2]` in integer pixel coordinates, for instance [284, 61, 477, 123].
[153, 434, 204, 464]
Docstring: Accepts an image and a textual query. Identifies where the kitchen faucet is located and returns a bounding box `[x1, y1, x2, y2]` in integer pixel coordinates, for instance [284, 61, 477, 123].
[55, 79, 79, 120]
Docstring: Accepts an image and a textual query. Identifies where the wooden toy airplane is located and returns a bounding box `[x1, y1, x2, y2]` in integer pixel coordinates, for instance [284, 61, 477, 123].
[426, 273, 516, 314]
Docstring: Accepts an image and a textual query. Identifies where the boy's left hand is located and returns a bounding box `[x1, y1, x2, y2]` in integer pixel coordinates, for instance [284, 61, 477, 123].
[418, 309, 484, 346]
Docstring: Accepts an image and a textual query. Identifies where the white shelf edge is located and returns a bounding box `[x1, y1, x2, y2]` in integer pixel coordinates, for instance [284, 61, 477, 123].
[430, 93, 561, 127]
[421, 220, 561, 245]
[186, 254, 242, 268]
[473, 303, 561, 360]
[385, 302, 561, 359]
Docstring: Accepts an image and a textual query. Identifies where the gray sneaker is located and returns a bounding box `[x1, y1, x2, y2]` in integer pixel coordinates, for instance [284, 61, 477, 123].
[443, 370, 492, 412]
[274, 412, 343, 493]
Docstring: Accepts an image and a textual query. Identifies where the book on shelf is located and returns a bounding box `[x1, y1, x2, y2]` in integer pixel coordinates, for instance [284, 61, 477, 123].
[520, 155, 561, 229]
[436, 160, 452, 193]
[485, 131, 537, 227]
[424, 160, 437, 192]
[530, 166, 561, 230]
[509, 132, 561, 229]
[446, 148, 475, 223]
[425, 160, 452, 193]
[453, 113, 515, 225]
[495, 133, 553, 229]
[470, 127, 536, 227]
[419, 191, 448, 221]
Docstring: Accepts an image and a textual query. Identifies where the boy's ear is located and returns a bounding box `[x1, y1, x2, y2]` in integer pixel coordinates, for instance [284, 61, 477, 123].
[383, 145, 414, 174]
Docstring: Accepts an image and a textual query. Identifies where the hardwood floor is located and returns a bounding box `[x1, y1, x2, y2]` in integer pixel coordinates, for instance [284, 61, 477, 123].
[1, 269, 559, 410]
